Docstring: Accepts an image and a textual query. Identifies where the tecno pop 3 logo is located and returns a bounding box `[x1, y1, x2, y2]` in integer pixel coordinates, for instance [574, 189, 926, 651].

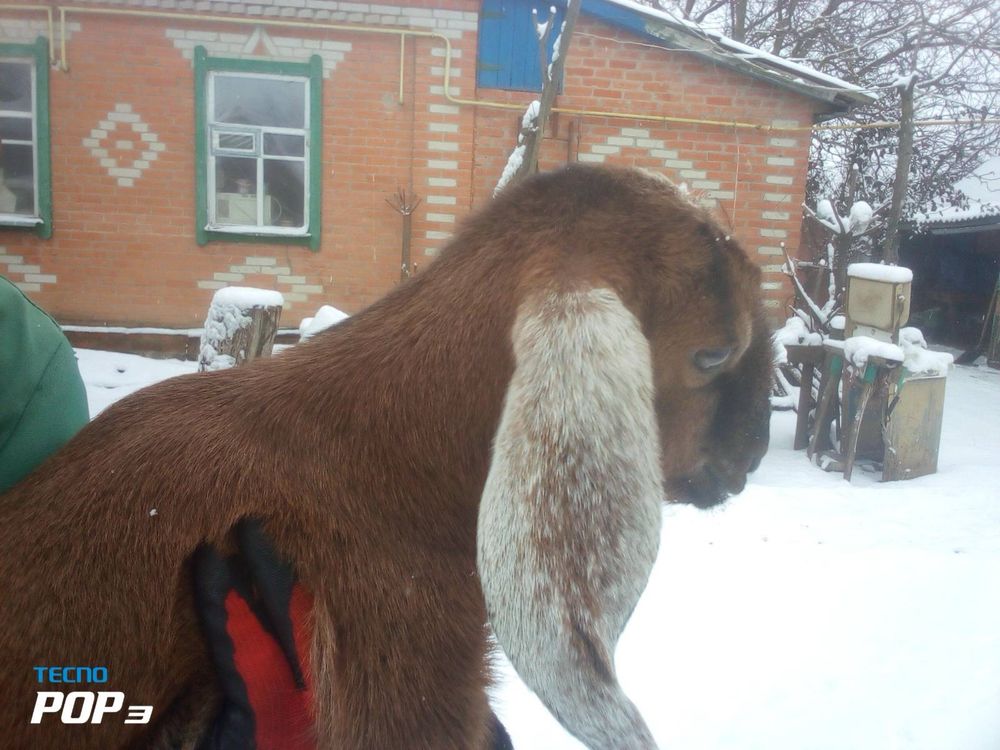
[30, 667, 152, 725]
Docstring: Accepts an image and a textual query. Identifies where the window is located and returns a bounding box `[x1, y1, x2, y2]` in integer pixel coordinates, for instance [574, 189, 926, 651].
[195, 48, 322, 250]
[0, 37, 51, 238]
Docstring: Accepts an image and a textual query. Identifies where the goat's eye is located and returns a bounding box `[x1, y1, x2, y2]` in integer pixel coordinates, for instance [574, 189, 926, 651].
[692, 347, 732, 372]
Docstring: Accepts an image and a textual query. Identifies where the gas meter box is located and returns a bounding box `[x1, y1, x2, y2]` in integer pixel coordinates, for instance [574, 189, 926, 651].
[845, 263, 912, 341]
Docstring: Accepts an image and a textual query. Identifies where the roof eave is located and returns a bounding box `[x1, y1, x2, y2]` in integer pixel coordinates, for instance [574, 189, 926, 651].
[641, 20, 874, 115]
[581, 0, 875, 117]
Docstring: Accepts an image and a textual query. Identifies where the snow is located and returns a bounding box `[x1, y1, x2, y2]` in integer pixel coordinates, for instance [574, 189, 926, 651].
[494, 100, 541, 195]
[299, 305, 350, 340]
[521, 100, 541, 130]
[74, 348, 1000, 749]
[899, 327, 954, 377]
[849, 200, 874, 234]
[847, 263, 914, 284]
[495, 144, 527, 196]
[955, 156, 1000, 206]
[915, 156, 1000, 226]
[773, 316, 823, 352]
[844, 335, 905, 367]
[532, 7, 555, 40]
[211, 286, 284, 309]
[74, 348, 197, 416]
[814, 200, 876, 236]
[63, 325, 205, 336]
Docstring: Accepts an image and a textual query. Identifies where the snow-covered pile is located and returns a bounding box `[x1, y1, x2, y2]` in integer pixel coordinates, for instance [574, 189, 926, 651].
[899, 327, 954, 377]
[843, 335, 904, 368]
[841, 328, 952, 377]
[199, 287, 284, 371]
[299, 305, 350, 341]
[773, 317, 823, 352]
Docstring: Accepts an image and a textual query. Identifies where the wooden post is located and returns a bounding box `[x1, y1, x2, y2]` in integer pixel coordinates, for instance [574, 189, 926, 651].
[883, 75, 916, 265]
[808, 345, 844, 460]
[785, 344, 824, 450]
[199, 287, 283, 372]
[988, 295, 1000, 369]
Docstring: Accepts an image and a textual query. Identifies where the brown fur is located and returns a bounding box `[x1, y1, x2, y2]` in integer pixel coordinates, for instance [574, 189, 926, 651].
[0, 165, 770, 749]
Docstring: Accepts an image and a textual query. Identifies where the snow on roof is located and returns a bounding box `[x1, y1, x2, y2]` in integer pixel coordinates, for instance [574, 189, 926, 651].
[914, 156, 1000, 227]
[598, 0, 869, 102]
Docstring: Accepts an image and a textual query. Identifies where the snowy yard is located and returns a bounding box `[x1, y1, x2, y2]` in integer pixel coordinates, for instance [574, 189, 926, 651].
[76, 348, 1000, 749]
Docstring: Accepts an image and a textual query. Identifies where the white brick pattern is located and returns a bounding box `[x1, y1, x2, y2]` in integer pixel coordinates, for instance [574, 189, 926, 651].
[421, 35, 473, 253]
[577, 127, 732, 207]
[0, 19, 80, 45]
[0, 248, 56, 293]
[83, 104, 164, 188]
[196, 255, 328, 309]
[166, 26, 351, 76]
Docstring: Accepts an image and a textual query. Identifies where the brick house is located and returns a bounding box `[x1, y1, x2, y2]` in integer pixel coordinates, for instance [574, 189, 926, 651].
[0, 0, 867, 331]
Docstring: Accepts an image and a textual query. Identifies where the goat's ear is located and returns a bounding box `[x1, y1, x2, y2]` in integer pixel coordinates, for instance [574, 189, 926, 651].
[478, 288, 662, 749]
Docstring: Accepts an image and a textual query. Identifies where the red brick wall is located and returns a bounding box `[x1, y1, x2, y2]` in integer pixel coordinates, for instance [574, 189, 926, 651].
[472, 21, 817, 317]
[0, 3, 820, 329]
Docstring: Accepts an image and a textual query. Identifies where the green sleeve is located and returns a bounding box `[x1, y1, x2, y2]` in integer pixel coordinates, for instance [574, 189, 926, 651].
[0, 277, 90, 492]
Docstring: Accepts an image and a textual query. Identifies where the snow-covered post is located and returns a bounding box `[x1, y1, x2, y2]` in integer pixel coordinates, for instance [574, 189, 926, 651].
[198, 287, 284, 372]
[495, 0, 580, 194]
[883, 73, 917, 265]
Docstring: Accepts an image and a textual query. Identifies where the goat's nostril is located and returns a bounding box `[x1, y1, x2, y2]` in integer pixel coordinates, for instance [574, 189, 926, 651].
[693, 346, 733, 371]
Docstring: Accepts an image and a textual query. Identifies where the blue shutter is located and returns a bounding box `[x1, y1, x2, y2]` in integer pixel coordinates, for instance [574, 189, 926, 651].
[477, 0, 565, 91]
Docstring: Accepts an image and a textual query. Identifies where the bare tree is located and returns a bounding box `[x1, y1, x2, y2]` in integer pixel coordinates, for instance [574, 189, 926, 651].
[661, 0, 1000, 261]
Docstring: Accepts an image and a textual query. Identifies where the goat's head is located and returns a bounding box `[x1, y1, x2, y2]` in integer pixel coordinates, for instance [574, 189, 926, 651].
[475, 165, 771, 748]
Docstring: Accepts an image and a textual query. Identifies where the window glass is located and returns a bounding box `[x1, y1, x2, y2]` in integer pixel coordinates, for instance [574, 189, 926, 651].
[215, 131, 256, 152]
[0, 61, 32, 111]
[263, 159, 304, 228]
[0, 117, 32, 141]
[213, 75, 305, 129]
[263, 133, 305, 158]
[214, 155, 257, 226]
[0, 58, 36, 219]
[197, 52, 320, 247]
[207, 71, 309, 234]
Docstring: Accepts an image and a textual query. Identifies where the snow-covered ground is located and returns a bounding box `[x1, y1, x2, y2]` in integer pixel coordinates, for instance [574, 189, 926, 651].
[75, 348, 197, 416]
[75, 348, 1000, 749]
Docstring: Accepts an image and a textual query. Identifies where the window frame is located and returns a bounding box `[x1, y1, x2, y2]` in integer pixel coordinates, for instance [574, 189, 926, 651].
[194, 47, 322, 250]
[0, 37, 52, 238]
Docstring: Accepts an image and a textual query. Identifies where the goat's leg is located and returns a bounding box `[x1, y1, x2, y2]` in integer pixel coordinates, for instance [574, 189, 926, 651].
[308, 555, 493, 750]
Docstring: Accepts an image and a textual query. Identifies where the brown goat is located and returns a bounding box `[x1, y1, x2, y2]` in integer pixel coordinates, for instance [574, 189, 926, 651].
[0, 164, 771, 749]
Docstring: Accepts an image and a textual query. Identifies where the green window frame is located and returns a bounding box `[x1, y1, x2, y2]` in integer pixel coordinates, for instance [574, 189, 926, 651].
[194, 47, 322, 250]
[0, 37, 52, 238]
